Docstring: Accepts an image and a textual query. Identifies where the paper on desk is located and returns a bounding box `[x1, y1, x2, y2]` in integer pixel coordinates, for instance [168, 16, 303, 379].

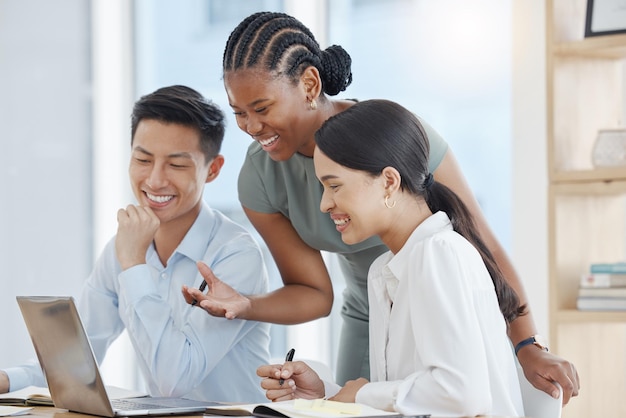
[0, 406, 33, 416]
[275, 399, 399, 417]
[204, 399, 400, 418]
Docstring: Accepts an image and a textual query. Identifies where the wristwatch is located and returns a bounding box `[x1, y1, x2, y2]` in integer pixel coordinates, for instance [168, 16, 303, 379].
[515, 335, 549, 356]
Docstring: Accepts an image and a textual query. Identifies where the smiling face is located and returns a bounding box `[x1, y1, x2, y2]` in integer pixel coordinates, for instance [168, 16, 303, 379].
[129, 119, 217, 230]
[314, 147, 387, 245]
[224, 68, 320, 160]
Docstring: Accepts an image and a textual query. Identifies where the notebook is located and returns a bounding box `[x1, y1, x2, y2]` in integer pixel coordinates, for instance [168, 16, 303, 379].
[204, 399, 404, 418]
[16, 295, 217, 417]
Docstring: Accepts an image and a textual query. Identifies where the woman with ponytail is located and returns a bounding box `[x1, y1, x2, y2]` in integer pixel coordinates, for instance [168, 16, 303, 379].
[256, 99, 524, 417]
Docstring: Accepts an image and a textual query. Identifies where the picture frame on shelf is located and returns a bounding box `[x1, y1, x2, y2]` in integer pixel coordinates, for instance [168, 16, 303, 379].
[585, 0, 626, 37]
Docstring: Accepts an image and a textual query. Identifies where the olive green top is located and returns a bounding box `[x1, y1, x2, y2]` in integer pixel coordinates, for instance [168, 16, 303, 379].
[237, 116, 448, 382]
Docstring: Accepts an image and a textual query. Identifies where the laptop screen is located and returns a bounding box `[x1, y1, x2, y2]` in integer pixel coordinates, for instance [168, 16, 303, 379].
[17, 296, 116, 416]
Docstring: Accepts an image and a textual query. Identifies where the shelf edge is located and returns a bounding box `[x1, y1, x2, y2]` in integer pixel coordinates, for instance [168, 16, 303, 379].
[551, 167, 626, 183]
[553, 34, 626, 58]
[556, 309, 626, 323]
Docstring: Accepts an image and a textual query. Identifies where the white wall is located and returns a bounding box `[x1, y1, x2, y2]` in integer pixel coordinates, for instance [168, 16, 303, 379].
[511, 0, 549, 336]
[91, 0, 138, 389]
[0, 0, 93, 368]
[0, 0, 137, 389]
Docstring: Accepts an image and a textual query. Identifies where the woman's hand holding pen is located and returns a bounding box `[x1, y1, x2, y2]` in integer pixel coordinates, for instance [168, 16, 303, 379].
[257, 359, 325, 402]
[181, 261, 251, 319]
[279, 349, 295, 385]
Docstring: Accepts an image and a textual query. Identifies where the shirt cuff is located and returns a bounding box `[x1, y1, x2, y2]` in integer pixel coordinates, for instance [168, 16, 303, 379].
[118, 264, 158, 304]
[3, 367, 35, 392]
[323, 380, 341, 399]
[355, 381, 397, 412]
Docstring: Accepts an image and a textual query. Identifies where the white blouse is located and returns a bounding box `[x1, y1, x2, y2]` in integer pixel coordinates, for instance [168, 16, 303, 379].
[355, 211, 523, 417]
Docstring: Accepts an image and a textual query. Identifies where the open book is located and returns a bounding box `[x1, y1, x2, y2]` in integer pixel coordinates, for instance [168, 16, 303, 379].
[204, 399, 402, 418]
[0, 385, 148, 407]
[0, 386, 53, 407]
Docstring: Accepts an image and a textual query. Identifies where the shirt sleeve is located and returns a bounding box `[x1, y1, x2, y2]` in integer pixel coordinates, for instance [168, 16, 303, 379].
[80, 235, 267, 398]
[3, 359, 46, 392]
[418, 116, 449, 174]
[356, 236, 493, 416]
[77, 239, 133, 364]
[237, 143, 276, 214]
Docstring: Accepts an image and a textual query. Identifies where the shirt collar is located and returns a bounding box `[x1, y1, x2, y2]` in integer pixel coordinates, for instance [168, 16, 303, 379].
[383, 268, 399, 304]
[173, 202, 215, 262]
[402, 211, 452, 249]
[148, 201, 215, 264]
[385, 211, 453, 281]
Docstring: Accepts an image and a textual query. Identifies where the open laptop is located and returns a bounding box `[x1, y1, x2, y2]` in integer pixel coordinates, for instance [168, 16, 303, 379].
[16, 296, 217, 417]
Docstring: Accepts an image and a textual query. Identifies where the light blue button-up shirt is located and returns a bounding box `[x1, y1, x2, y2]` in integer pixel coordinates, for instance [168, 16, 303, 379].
[5, 202, 270, 403]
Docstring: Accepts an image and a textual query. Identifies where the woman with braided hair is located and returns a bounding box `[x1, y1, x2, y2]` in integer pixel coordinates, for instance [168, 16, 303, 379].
[183, 11, 579, 404]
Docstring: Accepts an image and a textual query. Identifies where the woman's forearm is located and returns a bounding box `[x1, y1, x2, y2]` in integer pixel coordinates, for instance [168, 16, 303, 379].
[246, 283, 334, 324]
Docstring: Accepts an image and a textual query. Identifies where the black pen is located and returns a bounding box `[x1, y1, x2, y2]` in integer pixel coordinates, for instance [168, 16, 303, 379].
[191, 280, 207, 306]
[279, 348, 295, 385]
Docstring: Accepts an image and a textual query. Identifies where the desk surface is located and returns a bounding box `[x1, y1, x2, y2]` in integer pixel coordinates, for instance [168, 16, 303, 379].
[26, 406, 203, 418]
[24, 405, 521, 418]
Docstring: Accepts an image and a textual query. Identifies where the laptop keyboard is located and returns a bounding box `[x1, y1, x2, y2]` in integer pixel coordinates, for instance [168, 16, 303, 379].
[112, 398, 175, 411]
[111, 397, 209, 411]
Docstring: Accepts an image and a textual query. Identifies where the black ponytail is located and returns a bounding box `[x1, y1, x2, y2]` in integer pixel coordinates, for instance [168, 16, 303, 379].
[315, 99, 526, 323]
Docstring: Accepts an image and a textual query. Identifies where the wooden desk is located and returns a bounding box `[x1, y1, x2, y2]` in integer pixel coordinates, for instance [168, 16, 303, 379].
[24, 405, 521, 418]
[27, 406, 203, 418]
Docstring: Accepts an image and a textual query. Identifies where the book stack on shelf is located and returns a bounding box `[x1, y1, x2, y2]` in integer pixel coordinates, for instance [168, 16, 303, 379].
[577, 262, 626, 311]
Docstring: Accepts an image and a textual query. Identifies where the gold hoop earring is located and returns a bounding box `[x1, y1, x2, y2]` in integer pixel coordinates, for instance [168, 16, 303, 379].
[309, 98, 317, 110]
[384, 195, 396, 209]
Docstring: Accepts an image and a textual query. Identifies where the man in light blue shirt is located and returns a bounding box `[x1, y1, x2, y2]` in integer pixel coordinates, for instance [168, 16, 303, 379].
[0, 85, 271, 403]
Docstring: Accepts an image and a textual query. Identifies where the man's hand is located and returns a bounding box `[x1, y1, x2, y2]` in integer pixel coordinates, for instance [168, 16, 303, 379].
[257, 360, 325, 402]
[115, 205, 159, 270]
[517, 347, 580, 405]
[182, 261, 251, 319]
[0, 370, 10, 394]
